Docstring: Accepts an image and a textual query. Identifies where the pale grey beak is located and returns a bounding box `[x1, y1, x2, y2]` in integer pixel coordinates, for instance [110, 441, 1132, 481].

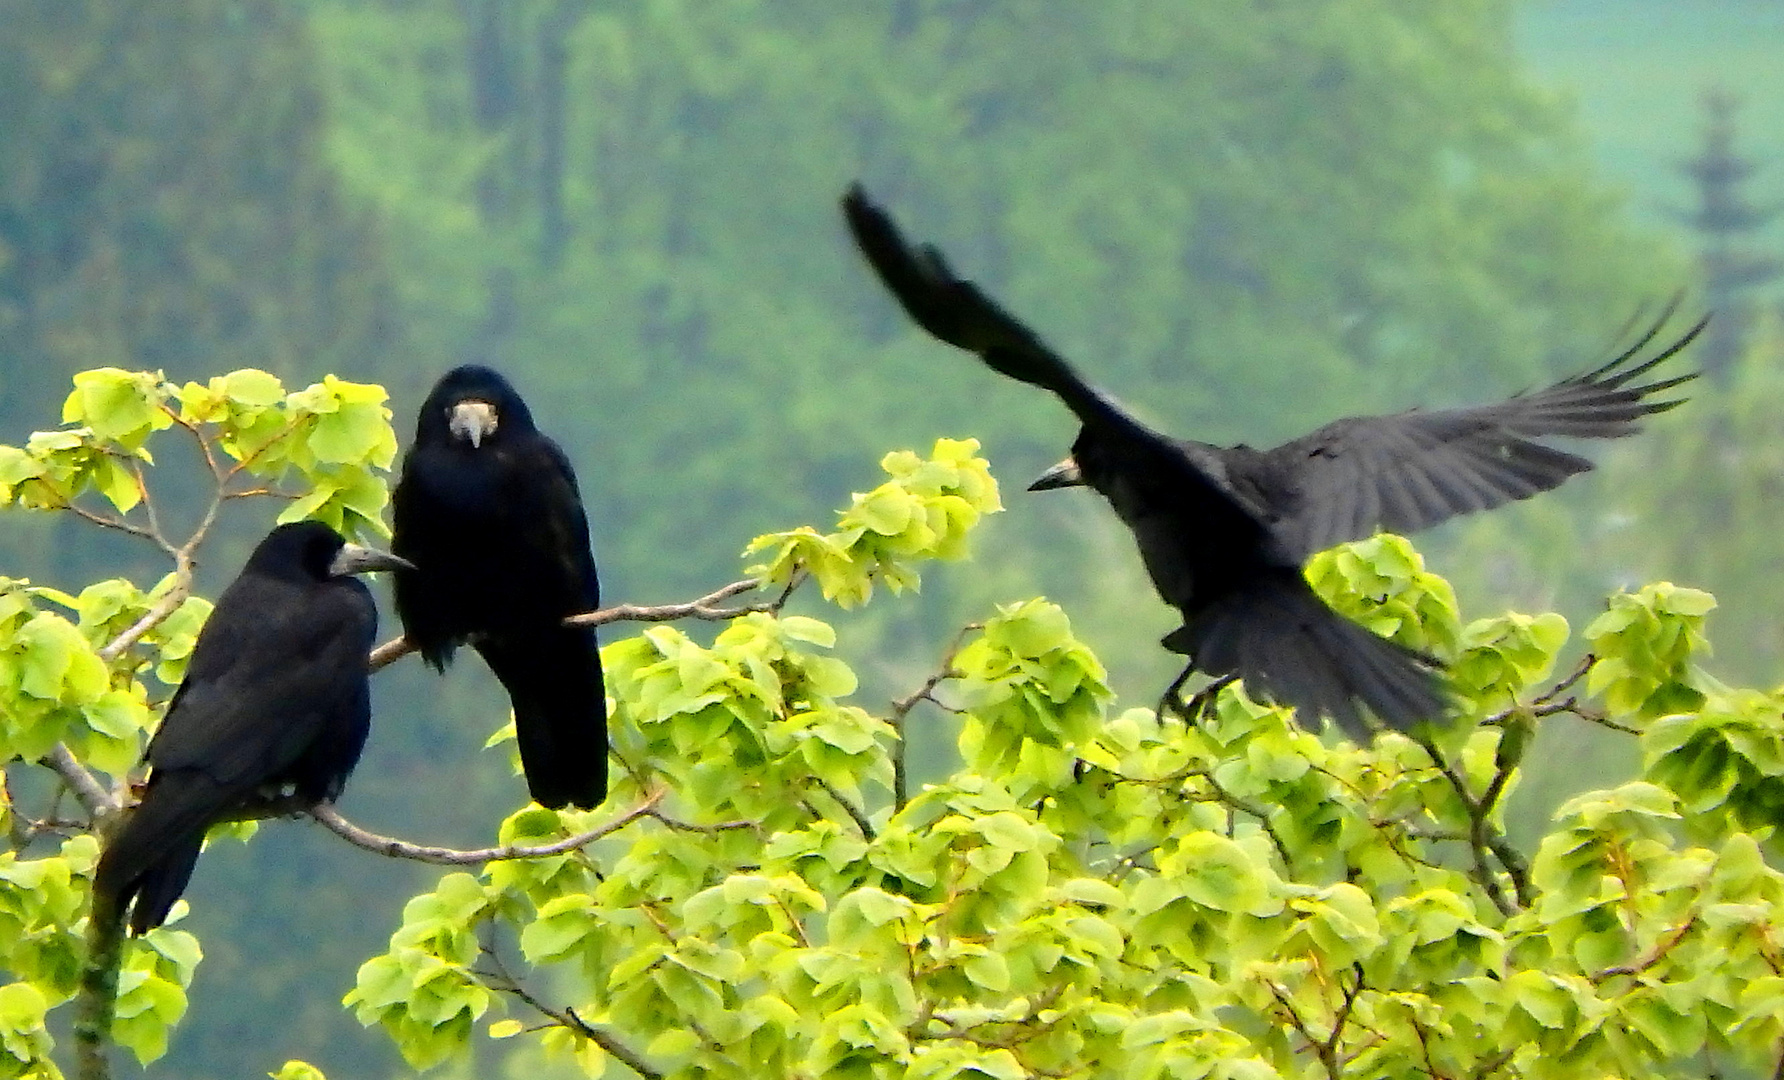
[448, 400, 499, 449]
[1028, 456, 1084, 491]
[329, 544, 415, 577]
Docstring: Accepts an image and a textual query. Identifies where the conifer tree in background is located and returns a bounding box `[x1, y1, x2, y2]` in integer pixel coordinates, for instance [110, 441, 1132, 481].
[1674, 89, 1781, 378]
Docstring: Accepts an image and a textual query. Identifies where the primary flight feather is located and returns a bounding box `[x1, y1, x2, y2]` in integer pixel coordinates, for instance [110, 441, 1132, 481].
[842, 184, 1702, 734]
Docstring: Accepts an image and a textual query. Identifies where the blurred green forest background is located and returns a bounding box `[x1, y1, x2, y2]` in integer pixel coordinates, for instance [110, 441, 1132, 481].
[3, 0, 1782, 1075]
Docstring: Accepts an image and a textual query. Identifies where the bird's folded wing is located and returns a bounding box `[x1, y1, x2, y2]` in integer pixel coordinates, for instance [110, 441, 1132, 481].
[146, 592, 375, 786]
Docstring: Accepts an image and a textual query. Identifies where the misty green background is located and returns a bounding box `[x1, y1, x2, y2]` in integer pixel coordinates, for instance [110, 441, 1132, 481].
[3, 0, 1782, 1075]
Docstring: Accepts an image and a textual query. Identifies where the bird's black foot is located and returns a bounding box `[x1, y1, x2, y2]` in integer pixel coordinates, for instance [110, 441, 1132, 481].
[1156, 661, 1197, 724]
[1157, 666, 1236, 728]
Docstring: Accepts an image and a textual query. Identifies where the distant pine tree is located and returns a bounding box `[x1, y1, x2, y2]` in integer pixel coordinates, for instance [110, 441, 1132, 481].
[1674, 89, 1781, 378]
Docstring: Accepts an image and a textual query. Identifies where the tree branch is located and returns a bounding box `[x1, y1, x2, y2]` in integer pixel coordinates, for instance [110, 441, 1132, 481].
[1412, 734, 1523, 917]
[308, 789, 663, 864]
[1592, 916, 1697, 981]
[43, 744, 117, 816]
[807, 775, 875, 840]
[368, 577, 772, 672]
[478, 939, 663, 1080]
[887, 624, 974, 810]
[98, 570, 193, 663]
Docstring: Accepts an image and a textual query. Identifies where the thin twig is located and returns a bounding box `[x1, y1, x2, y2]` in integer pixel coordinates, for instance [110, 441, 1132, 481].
[1592, 916, 1698, 981]
[61, 503, 166, 548]
[808, 775, 875, 840]
[887, 624, 975, 810]
[1535, 654, 1594, 706]
[480, 940, 663, 1080]
[644, 809, 759, 834]
[566, 577, 768, 627]
[1412, 731, 1527, 921]
[1186, 768, 1293, 870]
[1319, 965, 1365, 1078]
[368, 578, 770, 672]
[308, 790, 663, 864]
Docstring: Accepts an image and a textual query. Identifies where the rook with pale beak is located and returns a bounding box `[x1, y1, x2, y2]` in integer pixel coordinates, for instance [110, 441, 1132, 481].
[391, 366, 610, 810]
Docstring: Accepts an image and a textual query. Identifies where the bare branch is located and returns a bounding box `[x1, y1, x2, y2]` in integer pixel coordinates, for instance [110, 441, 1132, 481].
[1535, 654, 1594, 706]
[1186, 768, 1293, 870]
[645, 809, 758, 834]
[888, 623, 975, 810]
[43, 745, 116, 816]
[99, 571, 193, 663]
[308, 789, 663, 864]
[1412, 734, 1522, 918]
[61, 503, 166, 549]
[369, 578, 773, 673]
[1320, 965, 1366, 1077]
[566, 577, 768, 628]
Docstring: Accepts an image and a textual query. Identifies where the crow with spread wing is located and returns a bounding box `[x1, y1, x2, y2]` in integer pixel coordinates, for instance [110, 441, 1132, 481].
[842, 184, 1702, 734]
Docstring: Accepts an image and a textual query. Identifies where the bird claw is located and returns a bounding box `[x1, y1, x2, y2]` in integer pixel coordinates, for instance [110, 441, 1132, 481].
[1158, 670, 1236, 728]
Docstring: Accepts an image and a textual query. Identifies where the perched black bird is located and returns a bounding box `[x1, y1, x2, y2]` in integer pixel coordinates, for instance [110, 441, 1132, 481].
[842, 185, 1703, 734]
[392, 366, 608, 810]
[93, 521, 407, 934]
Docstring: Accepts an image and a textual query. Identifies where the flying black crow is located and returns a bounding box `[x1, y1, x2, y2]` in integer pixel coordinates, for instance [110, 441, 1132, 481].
[92, 521, 407, 934]
[392, 366, 608, 810]
[842, 184, 1702, 734]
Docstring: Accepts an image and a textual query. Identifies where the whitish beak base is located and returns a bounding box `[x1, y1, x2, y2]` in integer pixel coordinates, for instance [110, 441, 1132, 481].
[448, 400, 499, 449]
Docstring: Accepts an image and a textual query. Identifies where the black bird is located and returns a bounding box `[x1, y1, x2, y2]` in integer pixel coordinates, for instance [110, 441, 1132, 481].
[93, 521, 407, 934]
[392, 366, 608, 810]
[842, 185, 1703, 734]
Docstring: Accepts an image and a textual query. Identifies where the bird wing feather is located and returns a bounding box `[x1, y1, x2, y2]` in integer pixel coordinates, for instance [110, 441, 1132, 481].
[147, 583, 376, 787]
[1258, 311, 1704, 557]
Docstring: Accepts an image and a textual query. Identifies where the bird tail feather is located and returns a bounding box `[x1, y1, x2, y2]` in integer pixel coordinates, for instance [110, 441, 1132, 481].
[476, 627, 609, 810]
[1169, 570, 1444, 736]
[93, 774, 228, 935]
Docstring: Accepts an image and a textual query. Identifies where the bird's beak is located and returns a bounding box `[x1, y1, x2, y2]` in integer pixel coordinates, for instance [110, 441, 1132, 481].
[1028, 456, 1084, 491]
[448, 400, 499, 448]
[329, 544, 415, 577]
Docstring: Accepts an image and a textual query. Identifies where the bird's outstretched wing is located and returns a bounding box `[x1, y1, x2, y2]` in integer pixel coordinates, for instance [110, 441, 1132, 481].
[843, 184, 1131, 430]
[843, 184, 1279, 557]
[1257, 308, 1704, 557]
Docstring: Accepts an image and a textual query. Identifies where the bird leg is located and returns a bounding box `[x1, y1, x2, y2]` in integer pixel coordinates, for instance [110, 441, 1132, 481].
[1158, 668, 1236, 727]
[1156, 662, 1194, 723]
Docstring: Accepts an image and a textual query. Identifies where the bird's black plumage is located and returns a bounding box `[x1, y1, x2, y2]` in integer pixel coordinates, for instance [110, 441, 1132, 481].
[391, 366, 608, 810]
[842, 184, 1703, 734]
[93, 521, 400, 934]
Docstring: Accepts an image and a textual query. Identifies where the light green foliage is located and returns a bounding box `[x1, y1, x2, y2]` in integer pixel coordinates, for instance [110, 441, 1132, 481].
[341, 451, 1784, 1079]
[0, 833, 199, 1074]
[1, 367, 396, 536]
[6, 369, 1784, 1077]
[0, 981, 56, 1080]
[1586, 583, 1714, 720]
[747, 438, 1002, 607]
[0, 365, 402, 1073]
